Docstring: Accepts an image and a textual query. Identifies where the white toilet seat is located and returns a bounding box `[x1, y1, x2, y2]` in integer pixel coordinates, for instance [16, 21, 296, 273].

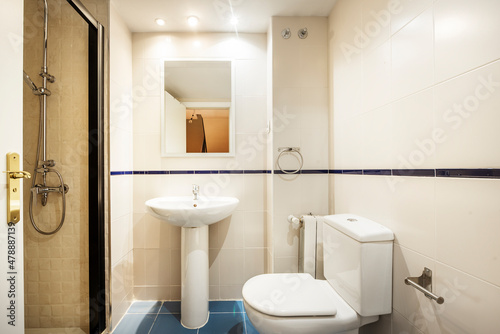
[242, 273, 338, 317]
[242, 273, 372, 334]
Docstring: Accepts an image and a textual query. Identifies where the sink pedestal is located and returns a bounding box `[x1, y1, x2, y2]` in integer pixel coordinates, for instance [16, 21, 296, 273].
[181, 225, 209, 328]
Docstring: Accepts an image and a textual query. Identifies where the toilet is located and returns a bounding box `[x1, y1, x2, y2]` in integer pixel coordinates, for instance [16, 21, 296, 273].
[242, 214, 394, 334]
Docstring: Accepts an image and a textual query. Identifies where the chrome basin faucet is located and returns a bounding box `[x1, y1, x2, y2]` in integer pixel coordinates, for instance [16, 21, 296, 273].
[193, 184, 199, 200]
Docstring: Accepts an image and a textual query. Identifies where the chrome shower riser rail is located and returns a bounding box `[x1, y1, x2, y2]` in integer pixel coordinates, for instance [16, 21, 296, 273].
[23, 0, 68, 236]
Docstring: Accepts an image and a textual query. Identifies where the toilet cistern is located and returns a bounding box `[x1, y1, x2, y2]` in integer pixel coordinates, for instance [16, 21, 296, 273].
[192, 184, 199, 200]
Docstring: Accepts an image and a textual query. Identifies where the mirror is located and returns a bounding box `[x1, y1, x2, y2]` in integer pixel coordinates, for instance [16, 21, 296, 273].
[161, 59, 235, 157]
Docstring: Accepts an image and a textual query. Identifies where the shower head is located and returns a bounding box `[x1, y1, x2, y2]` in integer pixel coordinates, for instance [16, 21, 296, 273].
[23, 71, 38, 92]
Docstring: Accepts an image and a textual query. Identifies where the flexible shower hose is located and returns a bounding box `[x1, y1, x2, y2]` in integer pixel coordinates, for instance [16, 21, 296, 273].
[28, 95, 67, 235]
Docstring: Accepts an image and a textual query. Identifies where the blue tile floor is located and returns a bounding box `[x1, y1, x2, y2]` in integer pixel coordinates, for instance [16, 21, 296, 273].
[113, 300, 261, 334]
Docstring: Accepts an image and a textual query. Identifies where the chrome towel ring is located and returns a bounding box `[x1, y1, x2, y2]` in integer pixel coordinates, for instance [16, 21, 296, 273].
[277, 147, 304, 174]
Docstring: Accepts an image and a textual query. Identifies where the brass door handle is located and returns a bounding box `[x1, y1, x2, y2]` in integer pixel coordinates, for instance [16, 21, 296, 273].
[4, 153, 30, 224]
[3, 171, 32, 179]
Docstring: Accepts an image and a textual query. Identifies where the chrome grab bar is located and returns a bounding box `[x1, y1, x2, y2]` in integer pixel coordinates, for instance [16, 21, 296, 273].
[405, 267, 444, 304]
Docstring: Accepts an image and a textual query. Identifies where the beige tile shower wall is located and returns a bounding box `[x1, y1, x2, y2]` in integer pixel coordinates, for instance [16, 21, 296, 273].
[329, 1, 500, 333]
[109, 4, 134, 329]
[131, 32, 268, 300]
[23, 0, 90, 331]
[271, 17, 329, 273]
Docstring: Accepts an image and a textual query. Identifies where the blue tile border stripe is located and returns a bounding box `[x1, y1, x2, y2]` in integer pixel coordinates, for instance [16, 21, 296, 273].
[110, 168, 500, 179]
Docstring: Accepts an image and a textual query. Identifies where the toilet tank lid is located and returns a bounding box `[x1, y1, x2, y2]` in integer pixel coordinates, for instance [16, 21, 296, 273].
[323, 214, 394, 242]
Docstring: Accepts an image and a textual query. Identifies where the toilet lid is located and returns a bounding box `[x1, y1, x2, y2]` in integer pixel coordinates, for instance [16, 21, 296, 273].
[242, 273, 338, 317]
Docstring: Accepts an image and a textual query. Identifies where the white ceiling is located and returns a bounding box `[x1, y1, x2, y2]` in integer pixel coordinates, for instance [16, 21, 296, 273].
[112, 0, 338, 33]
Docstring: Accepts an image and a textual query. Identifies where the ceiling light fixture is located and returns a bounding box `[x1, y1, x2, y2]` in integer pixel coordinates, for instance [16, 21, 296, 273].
[155, 18, 165, 26]
[187, 16, 199, 27]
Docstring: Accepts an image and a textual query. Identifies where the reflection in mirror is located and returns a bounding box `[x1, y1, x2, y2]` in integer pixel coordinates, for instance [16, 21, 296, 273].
[161, 60, 234, 157]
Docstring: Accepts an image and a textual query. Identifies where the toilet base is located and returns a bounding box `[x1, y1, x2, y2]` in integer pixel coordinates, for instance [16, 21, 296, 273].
[244, 299, 372, 334]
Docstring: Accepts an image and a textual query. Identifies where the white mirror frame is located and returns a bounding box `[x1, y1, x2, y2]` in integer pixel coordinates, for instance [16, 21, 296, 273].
[160, 58, 236, 157]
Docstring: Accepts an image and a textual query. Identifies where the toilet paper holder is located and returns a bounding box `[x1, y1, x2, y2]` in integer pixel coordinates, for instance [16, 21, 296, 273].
[405, 267, 445, 304]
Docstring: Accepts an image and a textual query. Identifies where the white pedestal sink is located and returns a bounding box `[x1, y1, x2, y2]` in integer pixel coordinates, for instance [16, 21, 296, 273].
[145, 195, 239, 328]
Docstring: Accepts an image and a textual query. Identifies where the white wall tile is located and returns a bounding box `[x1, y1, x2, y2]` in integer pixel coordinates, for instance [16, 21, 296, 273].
[243, 175, 266, 212]
[433, 60, 500, 168]
[300, 175, 329, 215]
[299, 46, 328, 88]
[273, 213, 299, 258]
[219, 249, 246, 285]
[273, 175, 301, 214]
[391, 9, 434, 100]
[244, 248, 266, 282]
[217, 212, 245, 250]
[330, 1, 500, 333]
[391, 0, 433, 35]
[392, 310, 424, 334]
[133, 96, 161, 135]
[235, 95, 268, 134]
[393, 244, 436, 332]
[391, 177, 436, 258]
[363, 41, 391, 112]
[244, 211, 266, 248]
[391, 89, 435, 169]
[111, 214, 133, 266]
[111, 176, 133, 219]
[300, 128, 329, 169]
[434, 262, 500, 334]
[300, 87, 329, 129]
[360, 0, 392, 53]
[434, 0, 500, 83]
[360, 105, 394, 168]
[435, 178, 500, 286]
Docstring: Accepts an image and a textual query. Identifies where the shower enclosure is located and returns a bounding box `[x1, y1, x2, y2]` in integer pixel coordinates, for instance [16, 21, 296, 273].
[23, 0, 106, 333]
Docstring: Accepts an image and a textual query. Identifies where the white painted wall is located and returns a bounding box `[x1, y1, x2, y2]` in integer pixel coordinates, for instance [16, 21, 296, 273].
[0, 1, 24, 333]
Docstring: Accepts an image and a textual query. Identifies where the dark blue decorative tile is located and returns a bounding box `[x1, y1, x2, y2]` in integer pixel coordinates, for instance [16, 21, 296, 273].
[194, 170, 219, 174]
[392, 169, 435, 177]
[160, 301, 181, 314]
[209, 300, 245, 313]
[113, 314, 156, 334]
[243, 170, 267, 174]
[244, 313, 261, 334]
[342, 169, 363, 175]
[133, 171, 146, 175]
[362, 169, 392, 176]
[219, 170, 244, 174]
[436, 168, 500, 179]
[110, 171, 124, 175]
[329, 169, 342, 174]
[147, 170, 168, 175]
[274, 170, 300, 174]
[300, 169, 329, 174]
[127, 301, 162, 314]
[198, 313, 245, 334]
[149, 314, 197, 334]
[170, 170, 195, 174]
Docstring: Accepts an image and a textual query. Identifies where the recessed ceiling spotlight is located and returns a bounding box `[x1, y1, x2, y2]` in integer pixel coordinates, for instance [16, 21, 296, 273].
[230, 16, 239, 25]
[155, 18, 165, 26]
[187, 16, 199, 27]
